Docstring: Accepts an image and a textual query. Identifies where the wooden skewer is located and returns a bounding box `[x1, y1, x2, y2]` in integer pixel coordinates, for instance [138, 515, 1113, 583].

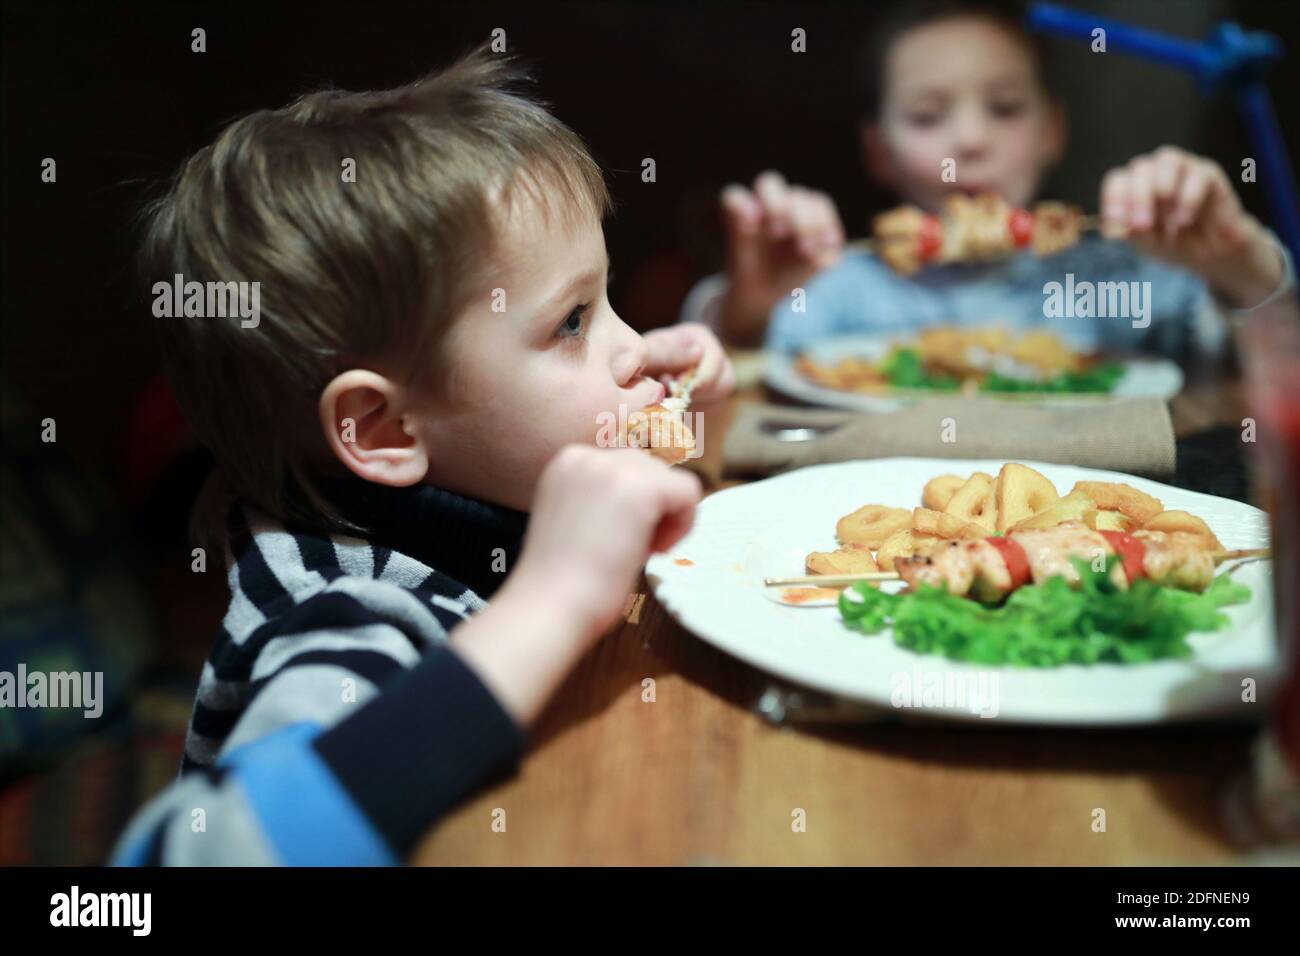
[1211, 547, 1274, 562]
[763, 547, 1272, 589]
[669, 364, 700, 406]
[766, 570, 901, 588]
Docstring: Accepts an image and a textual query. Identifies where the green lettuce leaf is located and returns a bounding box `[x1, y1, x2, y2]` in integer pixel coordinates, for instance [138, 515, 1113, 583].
[838, 558, 1251, 667]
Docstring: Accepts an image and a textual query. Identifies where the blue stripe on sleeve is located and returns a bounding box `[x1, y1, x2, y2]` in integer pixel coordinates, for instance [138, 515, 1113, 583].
[222, 721, 398, 866]
[112, 821, 167, 867]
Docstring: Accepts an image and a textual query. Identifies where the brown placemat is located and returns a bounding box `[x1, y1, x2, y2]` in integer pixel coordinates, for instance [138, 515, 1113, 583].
[723, 396, 1176, 479]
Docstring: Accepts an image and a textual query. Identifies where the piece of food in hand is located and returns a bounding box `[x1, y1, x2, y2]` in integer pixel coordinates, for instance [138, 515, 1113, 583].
[1138, 510, 1224, 551]
[1070, 480, 1163, 525]
[994, 462, 1060, 532]
[835, 504, 912, 548]
[1008, 488, 1096, 532]
[625, 403, 696, 465]
[913, 507, 990, 539]
[943, 472, 998, 532]
[922, 474, 966, 511]
[805, 544, 879, 581]
[871, 194, 1085, 276]
[942, 193, 1015, 263]
[872, 205, 937, 275]
[1030, 201, 1082, 257]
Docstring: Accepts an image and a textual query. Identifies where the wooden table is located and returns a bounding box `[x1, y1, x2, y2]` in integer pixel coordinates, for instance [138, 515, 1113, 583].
[413, 359, 1261, 865]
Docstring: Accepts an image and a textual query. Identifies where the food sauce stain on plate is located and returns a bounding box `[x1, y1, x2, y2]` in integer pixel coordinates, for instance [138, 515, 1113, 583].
[779, 586, 842, 605]
[673, 557, 695, 567]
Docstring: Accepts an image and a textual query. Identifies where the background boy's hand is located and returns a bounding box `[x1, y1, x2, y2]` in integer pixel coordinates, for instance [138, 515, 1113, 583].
[642, 323, 735, 408]
[511, 446, 701, 642]
[1100, 146, 1285, 308]
[718, 171, 845, 345]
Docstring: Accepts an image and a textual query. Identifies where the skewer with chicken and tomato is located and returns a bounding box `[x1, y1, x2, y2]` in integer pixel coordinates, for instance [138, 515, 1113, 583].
[860, 193, 1097, 275]
[766, 522, 1269, 603]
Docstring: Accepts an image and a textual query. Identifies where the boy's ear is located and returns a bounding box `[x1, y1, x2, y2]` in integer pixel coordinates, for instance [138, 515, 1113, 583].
[319, 369, 429, 487]
[860, 121, 896, 188]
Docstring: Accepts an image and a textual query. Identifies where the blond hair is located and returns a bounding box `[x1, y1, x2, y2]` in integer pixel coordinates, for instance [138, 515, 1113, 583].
[138, 46, 610, 551]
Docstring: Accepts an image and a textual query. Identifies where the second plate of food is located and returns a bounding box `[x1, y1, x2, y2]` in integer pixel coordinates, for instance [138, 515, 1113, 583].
[765, 328, 1184, 411]
[645, 458, 1275, 725]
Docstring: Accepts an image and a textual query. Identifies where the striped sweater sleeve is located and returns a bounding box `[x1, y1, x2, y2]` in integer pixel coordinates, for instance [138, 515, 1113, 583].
[110, 633, 524, 866]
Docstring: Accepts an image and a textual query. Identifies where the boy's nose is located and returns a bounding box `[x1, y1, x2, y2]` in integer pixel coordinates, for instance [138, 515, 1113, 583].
[956, 128, 989, 157]
[623, 361, 647, 386]
[615, 344, 649, 387]
[953, 107, 990, 155]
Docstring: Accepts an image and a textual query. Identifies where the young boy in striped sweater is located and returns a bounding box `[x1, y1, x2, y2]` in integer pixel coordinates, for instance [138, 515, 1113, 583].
[111, 49, 734, 865]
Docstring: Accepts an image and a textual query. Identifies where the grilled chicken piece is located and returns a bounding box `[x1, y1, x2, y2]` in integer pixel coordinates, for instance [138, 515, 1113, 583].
[895, 538, 1013, 603]
[1132, 531, 1216, 591]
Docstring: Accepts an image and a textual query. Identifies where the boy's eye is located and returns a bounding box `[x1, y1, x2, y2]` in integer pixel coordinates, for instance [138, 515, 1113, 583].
[906, 112, 942, 128]
[990, 100, 1027, 118]
[555, 304, 588, 340]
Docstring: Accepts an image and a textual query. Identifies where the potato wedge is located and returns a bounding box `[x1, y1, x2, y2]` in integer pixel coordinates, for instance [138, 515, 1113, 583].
[836, 504, 912, 548]
[981, 479, 1000, 534]
[995, 462, 1060, 532]
[1140, 510, 1223, 550]
[1008, 489, 1096, 532]
[875, 529, 916, 571]
[943, 472, 997, 531]
[1082, 508, 1135, 533]
[806, 544, 880, 577]
[913, 507, 990, 539]
[922, 474, 966, 511]
[910, 531, 949, 555]
[1070, 481, 1163, 525]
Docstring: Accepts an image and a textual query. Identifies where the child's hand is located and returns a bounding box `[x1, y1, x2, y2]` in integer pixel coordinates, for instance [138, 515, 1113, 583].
[512, 445, 701, 641]
[1100, 146, 1285, 308]
[717, 171, 845, 345]
[642, 324, 735, 408]
[450, 447, 700, 727]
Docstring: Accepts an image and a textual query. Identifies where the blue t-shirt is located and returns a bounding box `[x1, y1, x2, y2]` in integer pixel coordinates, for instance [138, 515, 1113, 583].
[764, 237, 1222, 357]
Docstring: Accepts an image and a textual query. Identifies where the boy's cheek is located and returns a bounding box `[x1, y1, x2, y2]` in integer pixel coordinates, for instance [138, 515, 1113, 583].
[516, 380, 614, 448]
[892, 134, 956, 192]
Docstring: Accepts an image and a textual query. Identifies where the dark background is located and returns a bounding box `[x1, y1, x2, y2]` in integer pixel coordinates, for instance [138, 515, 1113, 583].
[2, 0, 1297, 864]
[3, 0, 1299, 481]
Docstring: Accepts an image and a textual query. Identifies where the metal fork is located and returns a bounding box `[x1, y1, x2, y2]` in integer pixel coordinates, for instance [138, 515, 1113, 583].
[758, 419, 849, 443]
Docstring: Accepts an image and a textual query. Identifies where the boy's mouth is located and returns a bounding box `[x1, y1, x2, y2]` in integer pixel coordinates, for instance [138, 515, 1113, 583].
[950, 182, 1002, 199]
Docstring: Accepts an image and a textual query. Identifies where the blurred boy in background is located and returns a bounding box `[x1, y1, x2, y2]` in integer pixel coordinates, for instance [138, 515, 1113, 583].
[681, 0, 1292, 355]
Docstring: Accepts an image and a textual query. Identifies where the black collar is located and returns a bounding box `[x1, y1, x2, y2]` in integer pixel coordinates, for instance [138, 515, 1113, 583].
[315, 475, 529, 600]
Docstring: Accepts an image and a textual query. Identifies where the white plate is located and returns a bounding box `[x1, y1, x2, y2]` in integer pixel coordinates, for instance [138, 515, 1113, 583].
[764, 334, 1184, 411]
[645, 458, 1278, 725]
